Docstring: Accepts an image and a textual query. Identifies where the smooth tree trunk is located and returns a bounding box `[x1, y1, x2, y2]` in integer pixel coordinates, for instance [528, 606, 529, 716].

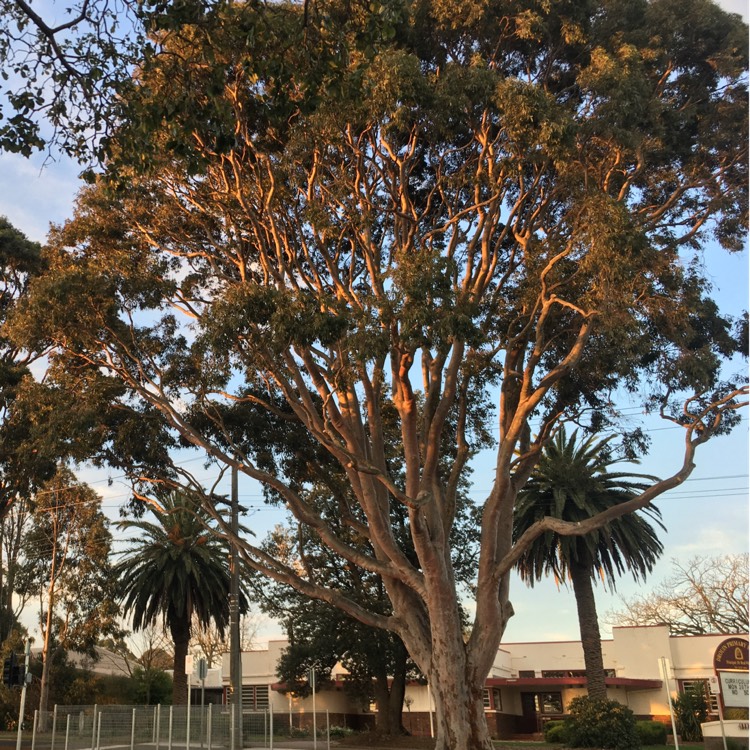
[428, 647, 493, 750]
[372, 638, 408, 735]
[400, 593, 496, 750]
[570, 559, 607, 701]
[386, 641, 408, 736]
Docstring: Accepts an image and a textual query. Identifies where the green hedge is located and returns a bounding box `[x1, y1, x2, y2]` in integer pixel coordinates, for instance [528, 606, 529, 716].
[565, 696, 641, 750]
[636, 721, 667, 746]
[545, 721, 571, 743]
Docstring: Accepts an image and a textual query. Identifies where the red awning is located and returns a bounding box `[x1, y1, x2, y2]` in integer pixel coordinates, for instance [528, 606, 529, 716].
[485, 676, 662, 690]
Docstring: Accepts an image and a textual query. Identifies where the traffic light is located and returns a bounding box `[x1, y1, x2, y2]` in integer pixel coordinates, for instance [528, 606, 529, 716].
[2, 654, 11, 686]
[11, 659, 24, 687]
[2, 653, 24, 687]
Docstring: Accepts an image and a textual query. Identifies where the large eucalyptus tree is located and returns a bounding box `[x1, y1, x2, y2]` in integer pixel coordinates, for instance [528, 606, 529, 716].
[8, 0, 748, 746]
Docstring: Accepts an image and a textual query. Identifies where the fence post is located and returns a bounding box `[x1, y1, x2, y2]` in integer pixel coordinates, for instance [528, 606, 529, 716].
[326, 710, 330, 750]
[156, 704, 161, 750]
[168, 706, 174, 750]
[31, 710, 38, 750]
[186, 701, 191, 750]
[50, 705, 58, 750]
[91, 705, 98, 750]
[96, 710, 102, 750]
[64, 714, 71, 750]
[206, 703, 212, 750]
[229, 703, 235, 750]
[269, 704, 273, 750]
[131, 708, 136, 750]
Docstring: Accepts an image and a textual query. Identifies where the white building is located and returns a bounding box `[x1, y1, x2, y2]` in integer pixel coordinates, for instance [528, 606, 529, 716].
[220, 625, 749, 739]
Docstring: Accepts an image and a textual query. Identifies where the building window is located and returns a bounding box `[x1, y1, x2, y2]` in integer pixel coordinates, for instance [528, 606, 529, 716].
[241, 685, 269, 710]
[518, 670, 536, 678]
[680, 680, 719, 714]
[482, 688, 503, 711]
[491, 688, 502, 711]
[537, 692, 563, 714]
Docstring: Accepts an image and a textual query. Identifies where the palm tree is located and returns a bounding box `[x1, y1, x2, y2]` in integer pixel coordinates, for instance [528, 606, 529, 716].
[513, 428, 664, 701]
[114, 491, 239, 704]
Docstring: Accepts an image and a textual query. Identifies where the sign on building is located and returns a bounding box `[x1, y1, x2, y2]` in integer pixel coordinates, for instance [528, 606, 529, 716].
[714, 638, 749, 672]
[718, 672, 749, 708]
[713, 637, 749, 711]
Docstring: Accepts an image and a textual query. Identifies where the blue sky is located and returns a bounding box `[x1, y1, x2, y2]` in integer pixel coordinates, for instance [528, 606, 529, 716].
[0, 0, 747, 646]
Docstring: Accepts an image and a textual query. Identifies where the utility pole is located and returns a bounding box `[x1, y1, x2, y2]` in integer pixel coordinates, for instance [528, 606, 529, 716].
[229, 464, 242, 750]
[15, 640, 30, 750]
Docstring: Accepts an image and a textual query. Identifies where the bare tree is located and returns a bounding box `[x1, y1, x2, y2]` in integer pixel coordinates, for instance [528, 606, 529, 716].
[607, 554, 749, 635]
[190, 613, 259, 669]
[129, 623, 174, 673]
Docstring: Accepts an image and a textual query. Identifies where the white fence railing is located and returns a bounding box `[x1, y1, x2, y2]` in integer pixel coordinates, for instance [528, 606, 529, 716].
[26, 704, 335, 750]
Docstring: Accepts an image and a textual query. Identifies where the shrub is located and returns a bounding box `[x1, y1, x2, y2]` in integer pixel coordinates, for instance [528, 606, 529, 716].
[672, 685, 708, 742]
[636, 720, 667, 746]
[546, 722, 571, 743]
[544, 719, 566, 740]
[565, 696, 641, 750]
[327, 726, 354, 738]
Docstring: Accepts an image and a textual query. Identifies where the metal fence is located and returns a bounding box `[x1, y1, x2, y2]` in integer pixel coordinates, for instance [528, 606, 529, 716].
[25, 704, 335, 750]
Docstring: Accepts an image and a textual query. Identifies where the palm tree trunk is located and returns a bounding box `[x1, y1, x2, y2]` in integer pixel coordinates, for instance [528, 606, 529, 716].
[170, 618, 191, 706]
[570, 559, 607, 701]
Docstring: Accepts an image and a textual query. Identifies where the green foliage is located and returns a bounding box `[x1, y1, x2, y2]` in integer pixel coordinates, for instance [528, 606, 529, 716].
[328, 726, 355, 739]
[5, 0, 748, 742]
[564, 696, 641, 750]
[114, 490, 248, 704]
[128, 667, 173, 705]
[0, 217, 55, 523]
[16, 467, 121, 657]
[544, 719, 571, 743]
[115, 491, 240, 635]
[636, 721, 667, 746]
[514, 428, 664, 699]
[672, 685, 708, 742]
[514, 428, 664, 590]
